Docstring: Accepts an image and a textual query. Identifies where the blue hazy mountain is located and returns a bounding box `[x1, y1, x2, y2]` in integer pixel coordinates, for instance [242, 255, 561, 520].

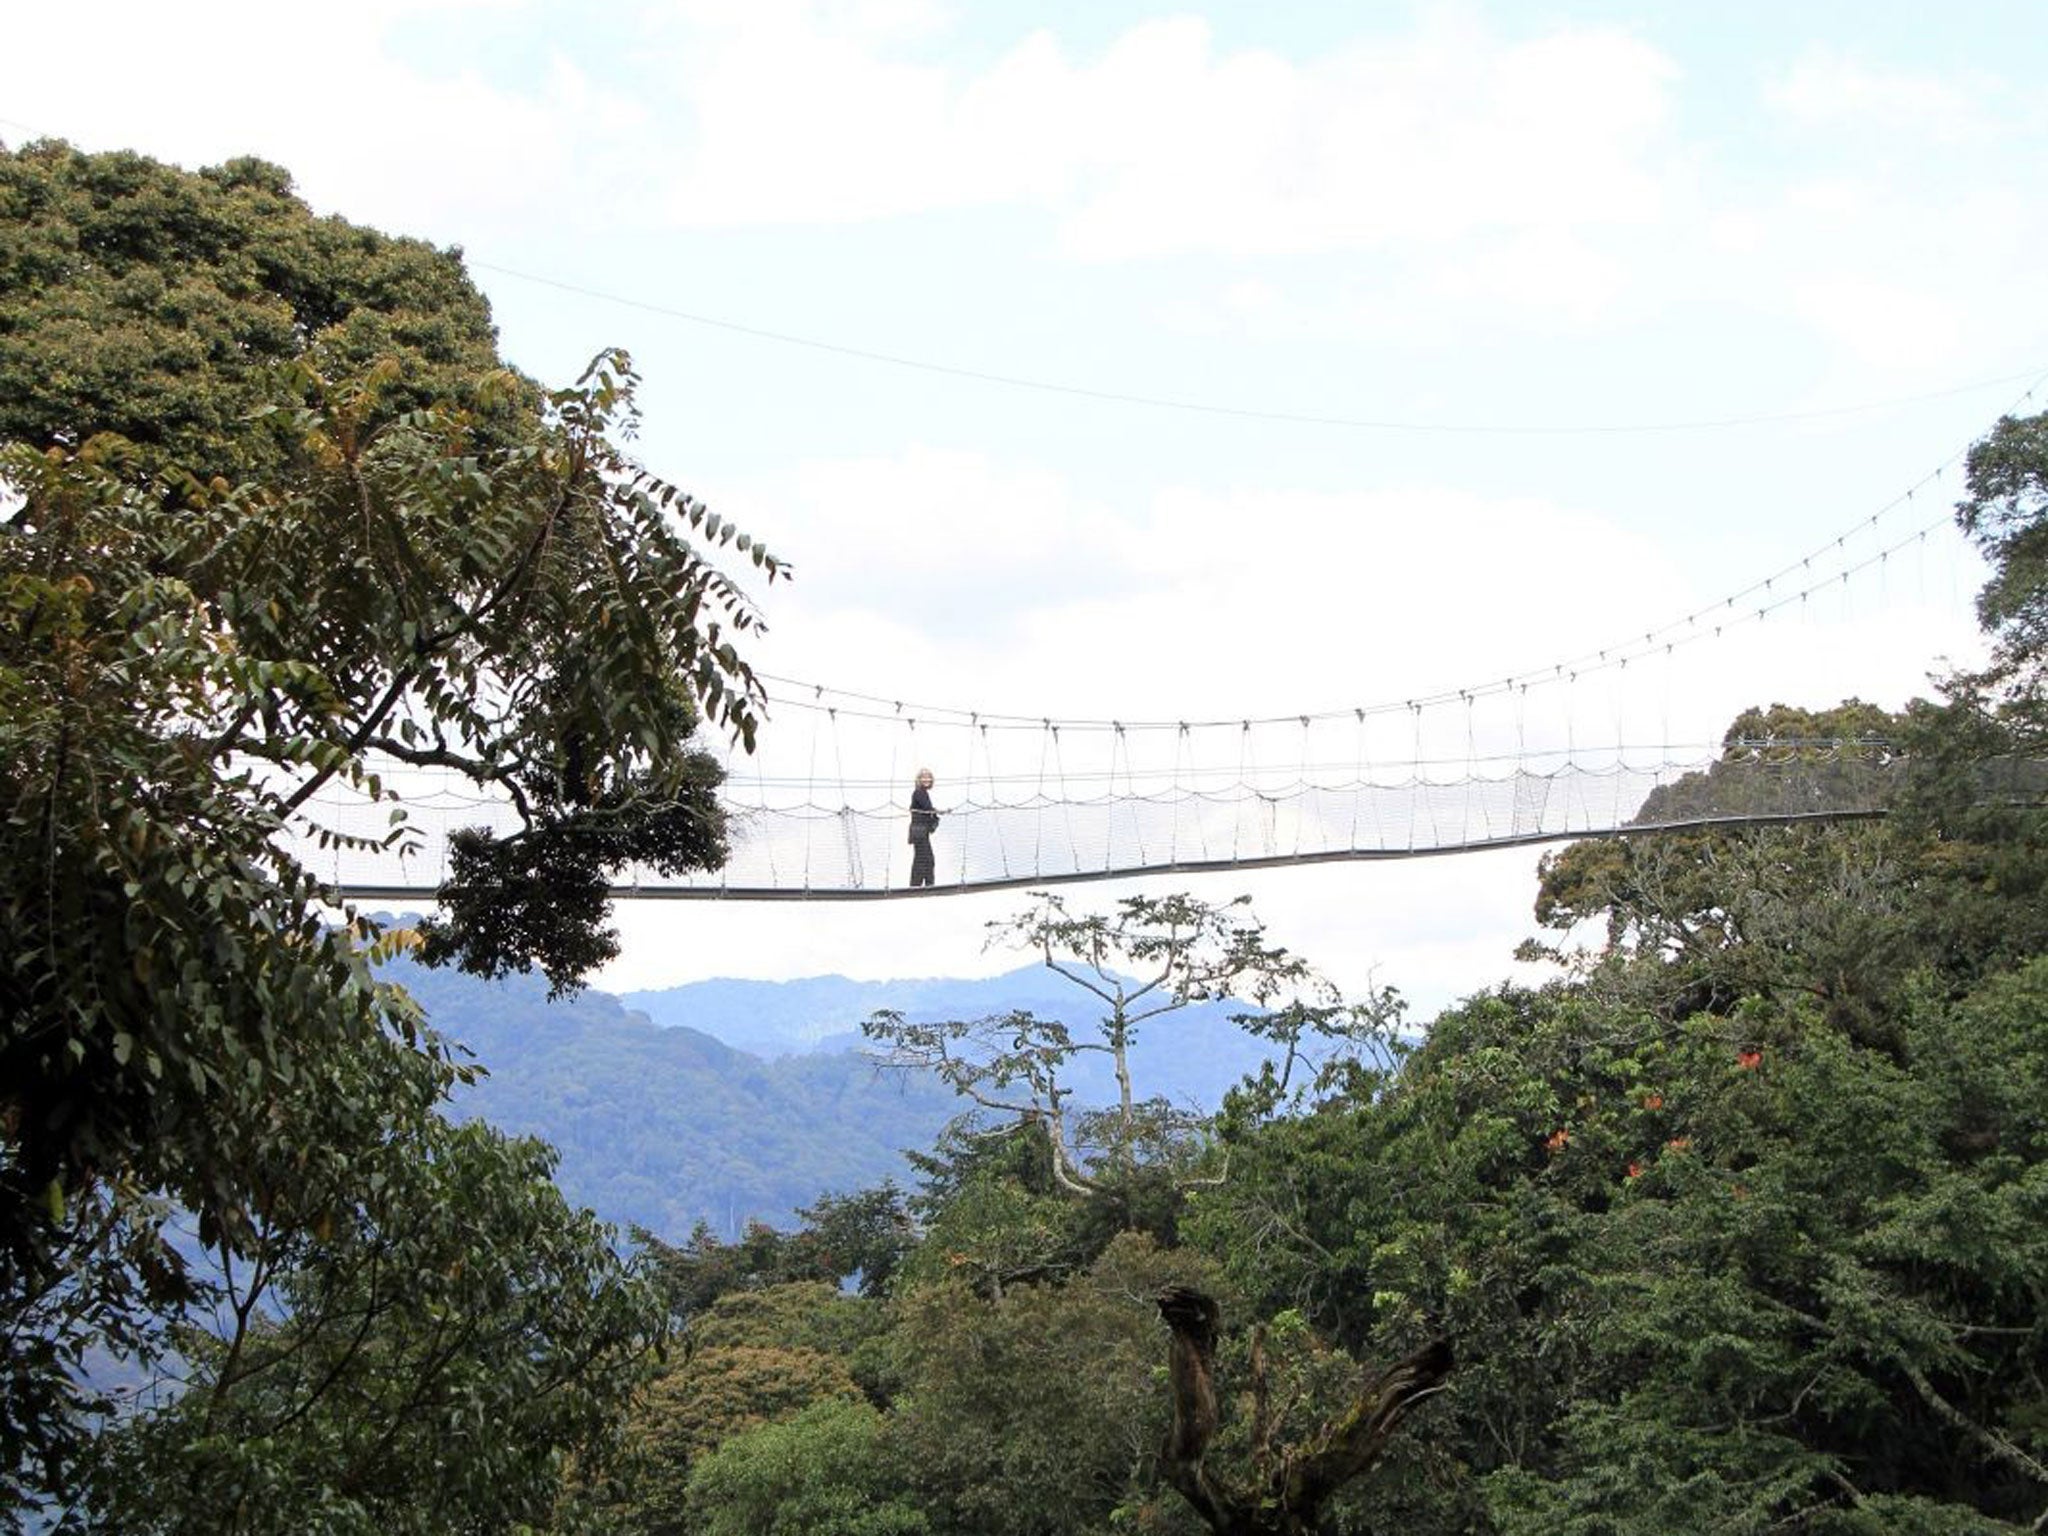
[621, 965, 1276, 1109]
[382, 958, 1279, 1243]
[384, 957, 960, 1239]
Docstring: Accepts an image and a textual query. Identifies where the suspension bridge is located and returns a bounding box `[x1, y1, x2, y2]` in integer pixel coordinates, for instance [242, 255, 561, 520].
[301, 524, 1971, 899]
[291, 370, 2044, 902]
[311, 714, 1907, 902]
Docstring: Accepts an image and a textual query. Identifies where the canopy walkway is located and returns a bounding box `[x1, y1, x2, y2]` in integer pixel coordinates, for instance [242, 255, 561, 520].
[306, 698, 1921, 900]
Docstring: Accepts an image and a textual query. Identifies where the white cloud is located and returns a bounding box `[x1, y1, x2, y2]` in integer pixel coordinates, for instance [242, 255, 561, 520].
[716, 448, 1694, 731]
[1788, 276, 1967, 375]
[0, 0, 634, 243]
[712, 447, 1143, 643]
[651, 10, 1684, 263]
[16, 5, 2047, 373]
[1052, 20, 1677, 262]
[1765, 52, 1998, 143]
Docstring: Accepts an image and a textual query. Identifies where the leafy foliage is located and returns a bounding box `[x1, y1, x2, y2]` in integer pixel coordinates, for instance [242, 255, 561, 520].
[886, 1233, 1221, 1536]
[686, 1399, 928, 1536]
[1527, 696, 2048, 1039]
[0, 140, 518, 482]
[80, 1091, 662, 1534]
[1, 144, 781, 1515]
[588, 1280, 888, 1536]
[641, 1185, 917, 1318]
[1956, 408, 2048, 714]
[1182, 965, 2048, 1532]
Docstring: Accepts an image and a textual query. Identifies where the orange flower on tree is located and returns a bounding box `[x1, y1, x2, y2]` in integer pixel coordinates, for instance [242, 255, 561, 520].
[1736, 1049, 1763, 1070]
[1642, 1092, 1665, 1110]
[1666, 1136, 1692, 1153]
[1546, 1129, 1571, 1152]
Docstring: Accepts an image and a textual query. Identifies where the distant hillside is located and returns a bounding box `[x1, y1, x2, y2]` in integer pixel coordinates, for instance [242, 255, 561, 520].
[618, 970, 1082, 1054]
[384, 958, 959, 1241]
[382, 959, 1284, 1243]
[621, 965, 1276, 1109]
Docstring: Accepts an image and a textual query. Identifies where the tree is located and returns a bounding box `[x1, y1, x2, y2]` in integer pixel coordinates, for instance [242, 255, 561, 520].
[885, 1233, 1223, 1536]
[1525, 703, 1919, 1032]
[865, 892, 1387, 1211]
[1183, 966, 2048, 1534]
[1955, 407, 2048, 717]
[2, 146, 783, 1506]
[0, 140, 521, 483]
[889, 1121, 1127, 1301]
[1524, 690, 2048, 1045]
[592, 1281, 887, 1536]
[1156, 1287, 1452, 1536]
[685, 1399, 928, 1536]
[77, 1069, 663, 1534]
[638, 1185, 917, 1318]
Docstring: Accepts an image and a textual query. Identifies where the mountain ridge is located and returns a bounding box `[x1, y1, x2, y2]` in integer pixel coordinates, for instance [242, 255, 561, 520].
[382, 958, 1279, 1241]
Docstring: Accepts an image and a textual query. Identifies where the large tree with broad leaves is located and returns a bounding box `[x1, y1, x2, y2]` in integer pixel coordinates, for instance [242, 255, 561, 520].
[1, 142, 782, 1515]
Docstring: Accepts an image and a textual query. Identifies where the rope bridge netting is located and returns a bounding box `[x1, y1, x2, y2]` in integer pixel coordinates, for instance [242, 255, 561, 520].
[302, 704, 1923, 901]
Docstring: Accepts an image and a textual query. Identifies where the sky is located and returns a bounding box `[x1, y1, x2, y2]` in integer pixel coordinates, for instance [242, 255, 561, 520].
[7, 0, 2047, 1015]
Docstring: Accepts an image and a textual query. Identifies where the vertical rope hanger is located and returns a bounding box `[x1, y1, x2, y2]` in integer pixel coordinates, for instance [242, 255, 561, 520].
[882, 702, 902, 893]
[1515, 682, 1544, 838]
[1404, 703, 1420, 853]
[1610, 655, 1628, 831]
[1051, 724, 1084, 874]
[828, 704, 861, 888]
[1417, 703, 1444, 851]
[1231, 722, 1249, 863]
[965, 715, 983, 883]
[1243, 720, 1276, 859]
[1169, 722, 1187, 864]
[1113, 723, 1146, 868]
[1292, 716, 1311, 857]
[801, 698, 822, 892]
[1033, 721, 1051, 881]
[980, 721, 1012, 880]
[1348, 709, 1366, 855]
[950, 713, 973, 886]
[1460, 693, 1483, 843]
[1563, 668, 1582, 832]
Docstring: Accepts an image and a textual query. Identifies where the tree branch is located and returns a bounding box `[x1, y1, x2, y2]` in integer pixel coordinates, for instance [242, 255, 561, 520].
[1157, 1286, 1453, 1536]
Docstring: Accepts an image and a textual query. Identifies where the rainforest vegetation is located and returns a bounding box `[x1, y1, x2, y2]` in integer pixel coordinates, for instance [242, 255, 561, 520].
[3, 142, 2045, 1533]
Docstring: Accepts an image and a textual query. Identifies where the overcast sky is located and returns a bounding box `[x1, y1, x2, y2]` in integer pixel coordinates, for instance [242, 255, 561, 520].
[8, 1, 2046, 1014]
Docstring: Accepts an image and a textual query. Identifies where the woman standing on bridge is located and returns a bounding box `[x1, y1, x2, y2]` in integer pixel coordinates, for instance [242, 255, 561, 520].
[908, 768, 941, 887]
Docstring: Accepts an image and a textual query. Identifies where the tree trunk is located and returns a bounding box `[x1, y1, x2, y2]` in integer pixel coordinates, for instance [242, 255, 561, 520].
[1157, 1286, 1453, 1536]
